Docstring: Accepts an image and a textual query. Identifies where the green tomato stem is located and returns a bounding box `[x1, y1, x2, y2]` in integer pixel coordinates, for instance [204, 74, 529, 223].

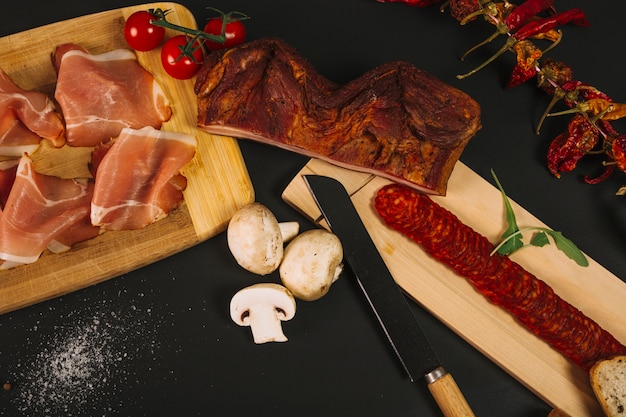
[148, 8, 226, 44]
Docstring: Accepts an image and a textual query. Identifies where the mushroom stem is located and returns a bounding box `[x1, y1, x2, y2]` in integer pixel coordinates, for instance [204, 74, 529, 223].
[230, 283, 297, 344]
[278, 221, 300, 243]
[247, 303, 289, 343]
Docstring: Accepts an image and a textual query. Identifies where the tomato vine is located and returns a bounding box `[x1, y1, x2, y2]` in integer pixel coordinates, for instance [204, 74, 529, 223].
[123, 8, 249, 79]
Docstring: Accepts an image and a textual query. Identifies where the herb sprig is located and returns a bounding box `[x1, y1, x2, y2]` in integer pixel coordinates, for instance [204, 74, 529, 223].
[490, 169, 588, 267]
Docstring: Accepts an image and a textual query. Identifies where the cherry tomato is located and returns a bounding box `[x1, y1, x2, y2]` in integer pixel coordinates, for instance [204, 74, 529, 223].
[203, 17, 246, 51]
[124, 11, 165, 51]
[160, 35, 204, 80]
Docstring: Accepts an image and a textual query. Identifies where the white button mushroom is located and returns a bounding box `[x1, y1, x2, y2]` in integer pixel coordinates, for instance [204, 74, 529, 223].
[230, 283, 297, 344]
[227, 203, 299, 275]
[279, 229, 344, 301]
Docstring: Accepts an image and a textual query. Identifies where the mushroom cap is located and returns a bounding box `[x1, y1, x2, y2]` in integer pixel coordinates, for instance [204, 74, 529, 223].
[279, 229, 343, 301]
[227, 203, 284, 275]
[230, 283, 296, 325]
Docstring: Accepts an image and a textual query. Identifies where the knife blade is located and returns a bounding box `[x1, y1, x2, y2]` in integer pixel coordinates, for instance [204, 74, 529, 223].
[303, 175, 475, 417]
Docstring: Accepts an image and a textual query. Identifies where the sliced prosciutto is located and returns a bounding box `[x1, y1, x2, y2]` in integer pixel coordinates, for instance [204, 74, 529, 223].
[0, 154, 94, 265]
[0, 159, 18, 207]
[54, 44, 172, 147]
[90, 127, 196, 230]
[0, 69, 64, 155]
[47, 213, 101, 254]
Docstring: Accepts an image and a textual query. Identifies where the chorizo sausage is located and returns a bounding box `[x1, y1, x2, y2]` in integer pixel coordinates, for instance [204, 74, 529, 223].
[374, 183, 626, 371]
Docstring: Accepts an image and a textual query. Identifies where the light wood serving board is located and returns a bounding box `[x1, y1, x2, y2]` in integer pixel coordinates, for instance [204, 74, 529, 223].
[0, 3, 254, 314]
[282, 158, 626, 417]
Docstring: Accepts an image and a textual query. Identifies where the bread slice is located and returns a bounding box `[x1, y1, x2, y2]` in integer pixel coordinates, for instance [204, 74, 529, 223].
[590, 356, 626, 417]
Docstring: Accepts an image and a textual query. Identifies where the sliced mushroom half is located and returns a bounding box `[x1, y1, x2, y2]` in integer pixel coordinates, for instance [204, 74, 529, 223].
[230, 283, 297, 344]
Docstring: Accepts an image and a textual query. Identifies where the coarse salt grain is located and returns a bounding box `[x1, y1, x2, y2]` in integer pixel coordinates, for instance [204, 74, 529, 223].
[10, 298, 161, 416]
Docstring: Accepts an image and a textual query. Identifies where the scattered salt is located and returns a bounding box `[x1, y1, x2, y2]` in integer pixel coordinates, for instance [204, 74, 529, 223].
[8, 297, 162, 416]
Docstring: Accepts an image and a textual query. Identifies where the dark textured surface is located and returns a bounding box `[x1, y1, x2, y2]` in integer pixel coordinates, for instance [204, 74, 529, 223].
[1, 1, 625, 416]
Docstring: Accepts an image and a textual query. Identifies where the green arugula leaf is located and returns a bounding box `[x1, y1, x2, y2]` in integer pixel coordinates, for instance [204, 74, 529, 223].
[543, 230, 589, 267]
[530, 231, 550, 247]
[489, 169, 588, 267]
[491, 169, 523, 254]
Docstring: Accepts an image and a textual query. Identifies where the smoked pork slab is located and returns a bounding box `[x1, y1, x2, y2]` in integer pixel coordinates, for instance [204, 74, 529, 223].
[195, 37, 481, 195]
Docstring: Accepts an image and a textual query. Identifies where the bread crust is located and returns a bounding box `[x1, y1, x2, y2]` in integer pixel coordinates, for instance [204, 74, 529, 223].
[590, 355, 626, 417]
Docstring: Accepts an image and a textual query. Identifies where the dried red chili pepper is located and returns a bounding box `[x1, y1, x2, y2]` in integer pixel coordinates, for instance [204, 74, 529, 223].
[568, 99, 626, 121]
[458, 8, 590, 80]
[559, 81, 612, 107]
[506, 40, 542, 88]
[547, 114, 600, 178]
[536, 80, 612, 134]
[460, 1, 513, 26]
[584, 165, 615, 185]
[449, 0, 482, 22]
[536, 58, 573, 95]
[459, 2, 515, 60]
[504, 0, 554, 32]
[376, 0, 442, 6]
[374, 183, 626, 371]
[513, 8, 590, 41]
[611, 134, 626, 172]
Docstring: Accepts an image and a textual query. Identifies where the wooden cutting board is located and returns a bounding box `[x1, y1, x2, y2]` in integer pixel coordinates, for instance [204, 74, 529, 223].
[282, 158, 626, 417]
[0, 3, 254, 314]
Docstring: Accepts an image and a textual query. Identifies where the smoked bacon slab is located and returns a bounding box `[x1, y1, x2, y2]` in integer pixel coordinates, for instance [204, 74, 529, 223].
[195, 38, 481, 195]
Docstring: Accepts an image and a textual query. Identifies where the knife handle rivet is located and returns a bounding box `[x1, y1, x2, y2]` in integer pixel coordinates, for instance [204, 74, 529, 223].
[424, 366, 448, 384]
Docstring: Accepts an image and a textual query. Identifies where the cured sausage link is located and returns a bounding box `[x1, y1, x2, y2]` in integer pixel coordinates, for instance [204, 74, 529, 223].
[374, 183, 626, 371]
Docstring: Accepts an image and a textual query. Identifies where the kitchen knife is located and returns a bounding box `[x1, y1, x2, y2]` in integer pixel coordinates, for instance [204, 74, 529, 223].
[304, 175, 475, 417]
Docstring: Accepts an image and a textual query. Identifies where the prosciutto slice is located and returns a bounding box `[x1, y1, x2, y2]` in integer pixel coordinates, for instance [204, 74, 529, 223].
[0, 154, 94, 265]
[54, 44, 172, 147]
[90, 127, 196, 230]
[47, 214, 100, 254]
[0, 69, 65, 155]
[0, 159, 18, 207]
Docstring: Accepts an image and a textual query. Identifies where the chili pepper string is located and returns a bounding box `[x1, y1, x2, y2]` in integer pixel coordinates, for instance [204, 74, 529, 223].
[376, 0, 626, 193]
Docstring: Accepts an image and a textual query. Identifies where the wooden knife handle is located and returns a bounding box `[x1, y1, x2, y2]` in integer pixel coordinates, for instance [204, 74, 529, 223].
[426, 367, 476, 417]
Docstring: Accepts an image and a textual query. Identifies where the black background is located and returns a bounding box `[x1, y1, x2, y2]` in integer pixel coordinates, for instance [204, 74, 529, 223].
[2, 1, 625, 416]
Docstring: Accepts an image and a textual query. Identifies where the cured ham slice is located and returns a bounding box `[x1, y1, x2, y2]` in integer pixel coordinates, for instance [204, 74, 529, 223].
[54, 44, 172, 147]
[0, 154, 94, 265]
[195, 38, 481, 195]
[47, 214, 101, 254]
[0, 69, 64, 155]
[0, 112, 44, 157]
[90, 127, 196, 230]
[0, 159, 18, 207]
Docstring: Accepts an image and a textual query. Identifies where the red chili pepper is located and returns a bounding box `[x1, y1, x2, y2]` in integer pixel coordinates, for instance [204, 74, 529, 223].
[504, 0, 554, 32]
[449, 0, 482, 22]
[506, 40, 541, 88]
[547, 114, 600, 178]
[559, 81, 612, 107]
[611, 134, 626, 172]
[584, 165, 615, 185]
[513, 8, 590, 41]
[537, 58, 574, 95]
[458, 8, 590, 81]
[376, 0, 442, 6]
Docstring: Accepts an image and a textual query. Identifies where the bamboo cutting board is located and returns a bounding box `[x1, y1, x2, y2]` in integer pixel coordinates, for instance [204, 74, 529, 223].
[0, 3, 254, 314]
[282, 158, 626, 417]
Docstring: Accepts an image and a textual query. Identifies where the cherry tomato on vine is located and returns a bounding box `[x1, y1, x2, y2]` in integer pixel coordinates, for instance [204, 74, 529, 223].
[124, 11, 165, 51]
[160, 35, 204, 80]
[203, 17, 246, 51]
